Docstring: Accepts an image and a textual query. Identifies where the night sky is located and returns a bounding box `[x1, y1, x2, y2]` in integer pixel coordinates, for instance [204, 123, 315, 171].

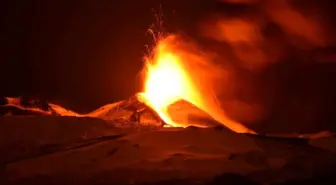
[1, 0, 336, 132]
[0, 0, 208, 111]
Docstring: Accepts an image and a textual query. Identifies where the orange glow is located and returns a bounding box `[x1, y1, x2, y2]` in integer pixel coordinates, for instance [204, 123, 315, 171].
[138, 35, 255, 134]
[138, 36, 195, 127]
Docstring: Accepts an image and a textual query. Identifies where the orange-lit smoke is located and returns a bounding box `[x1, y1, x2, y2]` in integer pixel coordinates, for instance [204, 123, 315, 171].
[201, 0, 330, 72]
[138, 34, 254, 134]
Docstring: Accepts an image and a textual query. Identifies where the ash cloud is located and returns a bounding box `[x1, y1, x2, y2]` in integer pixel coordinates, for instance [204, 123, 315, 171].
[196, 0, 336, 133]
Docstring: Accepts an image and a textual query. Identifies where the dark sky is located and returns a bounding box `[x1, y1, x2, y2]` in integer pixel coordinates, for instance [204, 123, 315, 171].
[0, 0, 215, 111]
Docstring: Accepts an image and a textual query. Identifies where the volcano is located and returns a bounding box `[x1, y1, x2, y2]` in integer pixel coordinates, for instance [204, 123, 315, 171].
[2, 34, 336, 185]
[2, 97, 336, 185]
[1, 95, 221, 129]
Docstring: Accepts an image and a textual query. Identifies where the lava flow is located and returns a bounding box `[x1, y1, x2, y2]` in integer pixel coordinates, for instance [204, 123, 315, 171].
[137, 34, 254, 134]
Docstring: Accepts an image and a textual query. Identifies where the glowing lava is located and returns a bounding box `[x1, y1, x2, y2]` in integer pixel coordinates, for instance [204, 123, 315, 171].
[138, 36, 196, 127]
[2, 33, 254, 134]
[138, 35, 255, 134]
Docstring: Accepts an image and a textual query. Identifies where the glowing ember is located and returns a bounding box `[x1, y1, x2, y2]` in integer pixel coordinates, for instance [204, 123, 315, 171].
[138, 35, 255, 134]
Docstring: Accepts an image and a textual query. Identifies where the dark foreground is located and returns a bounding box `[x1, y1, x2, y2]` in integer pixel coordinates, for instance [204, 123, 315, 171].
[1, 116, 336, 185]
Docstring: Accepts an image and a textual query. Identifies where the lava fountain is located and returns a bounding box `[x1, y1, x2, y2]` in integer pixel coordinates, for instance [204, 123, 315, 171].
[137, 34, 255, 134]
[1, 33, 254, 134]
